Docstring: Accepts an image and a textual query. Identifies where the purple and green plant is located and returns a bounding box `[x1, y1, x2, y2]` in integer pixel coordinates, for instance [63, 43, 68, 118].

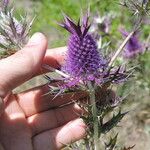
[43, 12, 137, 149]
[44, 1, 150, 149]
[0, 0, 150, 149]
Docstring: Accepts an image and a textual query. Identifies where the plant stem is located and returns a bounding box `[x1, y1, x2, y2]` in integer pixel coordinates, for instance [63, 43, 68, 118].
[88, 82, 100, 150]
[42, 64, 70, 78]
[108, 31, 135, 67]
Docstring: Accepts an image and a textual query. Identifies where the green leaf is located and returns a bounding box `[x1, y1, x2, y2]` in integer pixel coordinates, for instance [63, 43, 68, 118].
[105, 133, 118, 150]
[101, 110, 128, 134]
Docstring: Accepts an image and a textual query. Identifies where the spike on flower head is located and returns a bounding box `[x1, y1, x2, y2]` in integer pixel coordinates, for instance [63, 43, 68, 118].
[120, 29, 143, 58]
[60, 13, 91, 38]
[60, 13, 107, 80]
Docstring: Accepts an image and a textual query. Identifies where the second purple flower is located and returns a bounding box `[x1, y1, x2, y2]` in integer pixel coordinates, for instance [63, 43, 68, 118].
[121, 29, 143, 59]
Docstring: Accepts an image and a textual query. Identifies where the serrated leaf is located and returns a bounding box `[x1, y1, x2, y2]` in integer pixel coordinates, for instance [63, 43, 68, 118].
[101, 111, 128, 134]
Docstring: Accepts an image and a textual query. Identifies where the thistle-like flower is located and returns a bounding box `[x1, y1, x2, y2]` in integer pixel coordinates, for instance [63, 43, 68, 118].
[58, 14, 130, 89]
[60, 14, 108, 81]
[121, 29, 143, 58]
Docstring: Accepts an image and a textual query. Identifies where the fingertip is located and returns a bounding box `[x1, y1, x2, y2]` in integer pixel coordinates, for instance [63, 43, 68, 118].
[21, 32, 48, 71]
[27, 32, 48, 47]
[55, 118, 87, 149]
[33, 118, 87, 150]
[25, 32, 48, 57]
[43, 46, 67, 68]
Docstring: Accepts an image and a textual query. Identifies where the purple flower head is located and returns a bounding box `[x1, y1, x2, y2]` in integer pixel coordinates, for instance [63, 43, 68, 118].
[120, 29, 143, 59]
[47, 13, 132, 92]
[60, 13, 107, 80]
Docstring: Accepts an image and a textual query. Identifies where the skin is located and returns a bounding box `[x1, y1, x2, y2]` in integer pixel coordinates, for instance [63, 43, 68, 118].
[0, 33, 87, 150]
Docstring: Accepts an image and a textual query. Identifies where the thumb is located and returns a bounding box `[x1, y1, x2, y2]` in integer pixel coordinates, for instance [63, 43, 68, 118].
[0, 32, 47, 99]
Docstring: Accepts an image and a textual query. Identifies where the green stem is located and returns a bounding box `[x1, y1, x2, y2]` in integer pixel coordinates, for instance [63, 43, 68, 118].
[88, 82, 100, 150]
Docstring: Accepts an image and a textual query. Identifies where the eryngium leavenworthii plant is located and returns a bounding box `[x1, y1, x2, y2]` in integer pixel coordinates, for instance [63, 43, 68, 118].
[0, 0, 34, 58]
[44, 13, 133, 150]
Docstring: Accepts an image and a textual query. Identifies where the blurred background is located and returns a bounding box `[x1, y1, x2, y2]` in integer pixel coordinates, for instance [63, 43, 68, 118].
[15, 0, 150, 149]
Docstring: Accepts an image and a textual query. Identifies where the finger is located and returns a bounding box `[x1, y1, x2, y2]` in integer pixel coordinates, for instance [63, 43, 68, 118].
[33, 118, 86, 150]
[34, 46, 67, 76]
[43, 46, 67, 69]
[28, 46, 67, 78]
[0, 33, 47, 98]
[28, 103, 83, 136]
[16, 84, 87, 117]
[0, 95, 33, 150]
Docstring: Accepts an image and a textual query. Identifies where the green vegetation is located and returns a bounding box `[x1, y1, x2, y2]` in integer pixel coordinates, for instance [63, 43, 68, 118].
[15, 0, 149, 48]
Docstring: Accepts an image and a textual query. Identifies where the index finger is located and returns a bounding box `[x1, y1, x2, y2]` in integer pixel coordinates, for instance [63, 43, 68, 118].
[41, 46, 67, 73]
[16, 84, 87, 117]
[34, 46, 67, 76]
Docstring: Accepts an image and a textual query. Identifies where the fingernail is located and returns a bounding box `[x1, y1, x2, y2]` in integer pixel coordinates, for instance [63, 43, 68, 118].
[27, 32, 44, 46]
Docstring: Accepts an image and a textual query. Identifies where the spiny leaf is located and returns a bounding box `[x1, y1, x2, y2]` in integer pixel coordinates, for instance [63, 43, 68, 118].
[101, 110, 128, 134]
[105, 133, 118, 150]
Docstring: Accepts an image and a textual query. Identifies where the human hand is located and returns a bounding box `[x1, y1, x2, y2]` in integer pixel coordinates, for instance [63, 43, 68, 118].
[0, 33, 86, 150]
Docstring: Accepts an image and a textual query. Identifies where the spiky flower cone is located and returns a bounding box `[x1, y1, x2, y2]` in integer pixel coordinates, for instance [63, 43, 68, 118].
[60, 14, 107, 80]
